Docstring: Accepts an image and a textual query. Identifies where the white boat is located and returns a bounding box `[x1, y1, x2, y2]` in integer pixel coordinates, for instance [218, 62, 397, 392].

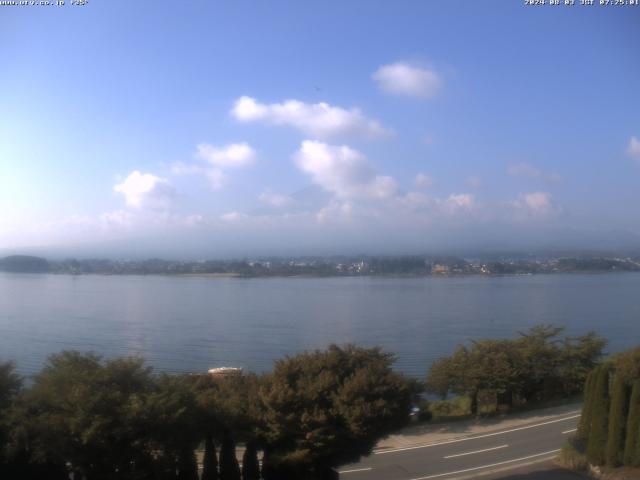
[207, 367, 243, 377]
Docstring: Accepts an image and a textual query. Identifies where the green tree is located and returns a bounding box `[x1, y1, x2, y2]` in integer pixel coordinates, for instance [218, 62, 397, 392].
[10, 351, 155, 479]
[177, 448, 199, 480]
[241, 441, 260, 480]
[201, 435, 219, 480]
[577, 369, 597, 441]
[190, 372, 264, 472]
[611, 347, 640, 384]
[558, 332, 607, 396]
[623, 381, 640, 467]
[606, 374, 629, 466]
[427, 340, 519, 414]
[145, 374, 203, 480]
[587, 366, 611, 465]
[425, 357, 452, 399]
[514, 325, 564, 402]
[259, 345, 414, 479]
[219, 430, 241, 480]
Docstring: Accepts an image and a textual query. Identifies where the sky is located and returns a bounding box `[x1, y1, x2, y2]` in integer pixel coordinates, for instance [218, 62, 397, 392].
[1, 1, 640, 257]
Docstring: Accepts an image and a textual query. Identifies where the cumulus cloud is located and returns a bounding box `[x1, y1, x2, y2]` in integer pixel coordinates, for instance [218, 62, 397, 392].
[196, 142, 256, 168]
[173, 143, 255, 190]
[507, 162, 561, 182]
[114, 171, 176, 209]
[258, 190, 292, 208]
[627, 136, 640, 159]
[414, 173, 434, 188]
[231, 96, 390, 140]
[446, 193, 475, 209]
[372, 62, 441, 98]
[220, 211, 248, 222]
[513, 192, 558, 218]
[293, 140, 398, 199]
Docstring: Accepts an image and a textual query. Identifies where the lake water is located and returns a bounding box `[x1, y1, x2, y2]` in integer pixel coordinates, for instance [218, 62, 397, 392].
[1, 272, 639, 378]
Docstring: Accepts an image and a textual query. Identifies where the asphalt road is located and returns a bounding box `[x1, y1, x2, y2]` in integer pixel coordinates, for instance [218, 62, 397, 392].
[338, 411, 580, 480]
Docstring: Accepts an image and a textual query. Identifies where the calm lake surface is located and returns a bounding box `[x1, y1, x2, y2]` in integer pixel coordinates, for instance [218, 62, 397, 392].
[1, 272, 639, 378]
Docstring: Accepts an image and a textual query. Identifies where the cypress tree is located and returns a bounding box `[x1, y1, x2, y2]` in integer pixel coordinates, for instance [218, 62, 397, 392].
[241, 441, 260, 480]
[587, 366, 610, 465]
[624, 381, 640, 467]
[219, 430, 241, 480]
[202, 435, 219, 480]
[605, 374, 629, 466]
[578, 369, 597, 441]
[177, 448, 199, 480]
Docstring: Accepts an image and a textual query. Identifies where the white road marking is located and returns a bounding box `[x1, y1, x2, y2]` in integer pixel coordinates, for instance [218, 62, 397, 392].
[338, 467, 373, 474]
[562, 428, 578, 434]
[409, 449, 561, 480]
[375, 413, 580, 455]
[444, 444, 508, 459]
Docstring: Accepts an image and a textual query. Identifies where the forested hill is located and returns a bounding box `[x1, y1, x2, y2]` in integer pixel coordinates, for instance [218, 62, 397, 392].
[0, 255, 50, 273]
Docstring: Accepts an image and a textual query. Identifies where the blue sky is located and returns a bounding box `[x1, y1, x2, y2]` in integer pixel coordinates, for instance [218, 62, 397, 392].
[1, 1, 639, 256]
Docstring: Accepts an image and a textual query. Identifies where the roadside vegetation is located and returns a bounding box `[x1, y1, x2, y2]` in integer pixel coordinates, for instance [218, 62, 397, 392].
[0, 325, 614, 479]
[426, 325, 606, 416]
[561, 346, 640, 477]
[0, 345, 417, 480]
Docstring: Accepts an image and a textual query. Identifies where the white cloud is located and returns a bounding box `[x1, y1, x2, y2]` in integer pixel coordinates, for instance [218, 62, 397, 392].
[513, 192, 558, 218]
[507, 162, 561, 182]
[627, 136, 640, 159]
[231, 96, 390, 140]
[258, 190, 292, 208]
[172, 162, 227, 191]
[113, 171, 176, 209]
[196, 142, 256, 168]
[446, 193, 475, 209]
[414, 173, 434, 188]
[372, 62, 441, 98]
[172, 143, 254, 191]
[293, 140, 398, 199]
[220, 211, 248, 222]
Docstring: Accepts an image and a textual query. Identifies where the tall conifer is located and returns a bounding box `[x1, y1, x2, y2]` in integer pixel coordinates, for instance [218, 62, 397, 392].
[202, 435, 219, 480]
[587, 366, 610, 465]
[241, 441, 261, 480]
[219, 430, 241, 480]
[605, 374, 629, 466]
[623, 381, 640, 467]
[578, 369, 597, 441]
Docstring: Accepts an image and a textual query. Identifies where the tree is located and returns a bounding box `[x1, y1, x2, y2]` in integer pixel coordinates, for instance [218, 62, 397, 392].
[426, 325, 606, 415]
[145, 374, 203, 480]
[219, 429, 241, 480]
[10, 351, 155, 479]
[606, 374, 629, 466]
[514, 325, 564, 402]
[427, 340, 519, 415]
[201, 435, 219, 480]
[611, 347, 640, 385]
[241, 441, 260, 480]
[623, 381, 640, 467]
[177, 448, 199, 480]
[558, 332, 607, 397]
[587, 366, 610, 465]
[0, 362, 23, 478]
[577, 369, 597, 441]
[425, 356, 453, 400]
[259, 345, 414, 478]
[0, 362, 21, 413]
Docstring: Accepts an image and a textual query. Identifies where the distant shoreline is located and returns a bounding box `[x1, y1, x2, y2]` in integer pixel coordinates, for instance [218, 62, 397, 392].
[2, 254, 640, 277]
